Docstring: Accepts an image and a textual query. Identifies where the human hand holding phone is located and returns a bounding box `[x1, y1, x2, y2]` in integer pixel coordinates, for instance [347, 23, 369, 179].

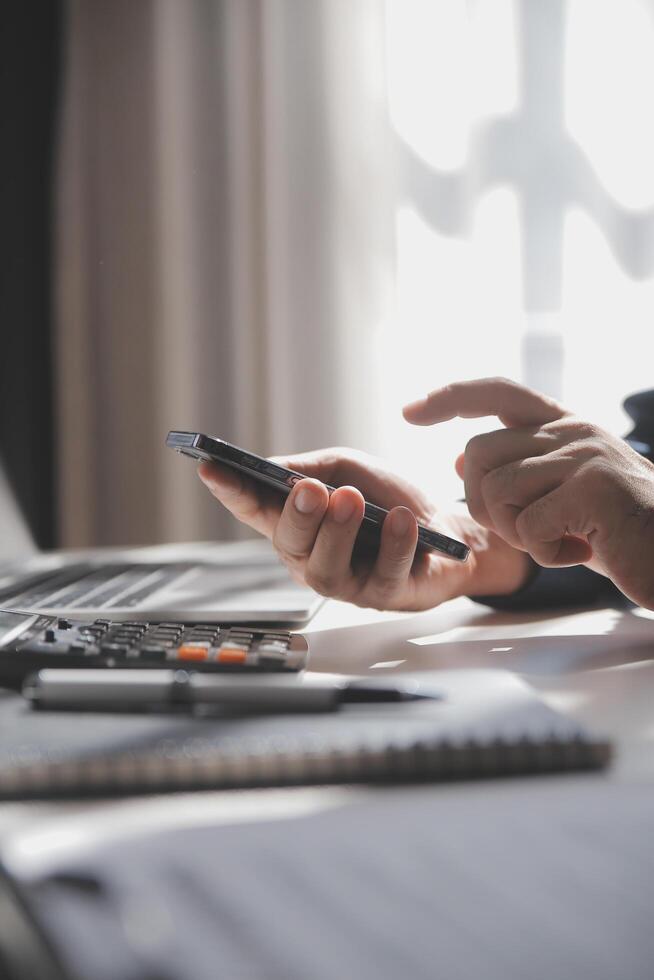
[197, 448, 531, 612]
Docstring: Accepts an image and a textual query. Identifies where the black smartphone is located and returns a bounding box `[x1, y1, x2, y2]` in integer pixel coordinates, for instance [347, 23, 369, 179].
[166, 431, 470, 562]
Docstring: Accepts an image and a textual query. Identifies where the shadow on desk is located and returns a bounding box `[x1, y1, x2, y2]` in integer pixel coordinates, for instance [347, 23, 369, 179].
[308, 601, 654, 778]
[308, 603, 654, 678]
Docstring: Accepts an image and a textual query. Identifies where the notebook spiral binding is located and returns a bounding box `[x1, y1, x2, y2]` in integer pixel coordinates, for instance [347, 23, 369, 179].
[0, 733, 611, 799]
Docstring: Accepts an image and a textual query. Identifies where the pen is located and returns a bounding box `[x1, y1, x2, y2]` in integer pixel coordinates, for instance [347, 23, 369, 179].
[24, 669, 441, 713]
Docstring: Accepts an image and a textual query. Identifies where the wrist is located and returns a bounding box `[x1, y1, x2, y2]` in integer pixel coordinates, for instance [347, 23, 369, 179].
[616, 501, 654, 609]
[454, 518, 535, 599]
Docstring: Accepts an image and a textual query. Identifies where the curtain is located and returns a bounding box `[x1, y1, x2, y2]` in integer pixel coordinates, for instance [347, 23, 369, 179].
[55, 0, 390, 547]
[55, 0, 654, 547]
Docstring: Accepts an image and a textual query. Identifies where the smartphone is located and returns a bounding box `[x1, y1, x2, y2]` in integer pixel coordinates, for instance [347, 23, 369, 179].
[167, 431, 470, 562]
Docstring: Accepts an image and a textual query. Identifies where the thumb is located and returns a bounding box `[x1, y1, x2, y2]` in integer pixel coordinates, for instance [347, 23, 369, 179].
[454, 452, 465, 480]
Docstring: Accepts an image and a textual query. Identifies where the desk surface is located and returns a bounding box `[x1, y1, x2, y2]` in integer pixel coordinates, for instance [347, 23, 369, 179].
[1, 594, 653, 836]
[1, 596, 653, 979]
[306, 595, 654, 780]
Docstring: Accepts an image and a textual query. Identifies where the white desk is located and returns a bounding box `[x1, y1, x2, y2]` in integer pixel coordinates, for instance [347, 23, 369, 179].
[1, 595, 653, 840]
[1, 597, 653, 980]
[306, 595, 654, 780]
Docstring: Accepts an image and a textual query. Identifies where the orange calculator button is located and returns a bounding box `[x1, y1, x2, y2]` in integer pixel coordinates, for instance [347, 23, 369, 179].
[177, 645, 210, 661]
[217, 646, 248, 664]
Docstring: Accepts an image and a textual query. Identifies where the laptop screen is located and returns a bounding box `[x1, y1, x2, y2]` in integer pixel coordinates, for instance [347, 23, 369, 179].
[0, 462, 37, 564]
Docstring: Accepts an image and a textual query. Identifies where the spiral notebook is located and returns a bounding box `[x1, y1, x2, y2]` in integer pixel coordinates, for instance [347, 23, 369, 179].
[0, 671, 610, 797]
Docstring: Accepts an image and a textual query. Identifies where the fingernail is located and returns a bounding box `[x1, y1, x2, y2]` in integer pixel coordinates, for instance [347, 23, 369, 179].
[332, 493, 356, 524]
[402, 397, 428, 416]
[390, 508, 411, 537]
[295, 488, 319, 514]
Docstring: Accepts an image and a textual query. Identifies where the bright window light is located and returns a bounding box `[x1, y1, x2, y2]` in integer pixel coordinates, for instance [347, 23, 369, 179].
[380, 0, 654, 506]
[469, 0, 519, 118]
[377, 188, 522, 502]
[385, 0, 471, 170]
[385, 0, 518, 170]
[562, 207, 654, 433]
[566, 0, 654, 209]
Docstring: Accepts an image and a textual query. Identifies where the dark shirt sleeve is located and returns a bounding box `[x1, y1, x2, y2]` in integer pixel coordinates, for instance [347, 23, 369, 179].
[474, 388, 654, 611]
[476, 562, 628, 611]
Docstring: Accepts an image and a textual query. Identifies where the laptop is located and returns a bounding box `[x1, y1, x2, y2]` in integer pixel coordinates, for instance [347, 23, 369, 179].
[0, 464, 322, 625]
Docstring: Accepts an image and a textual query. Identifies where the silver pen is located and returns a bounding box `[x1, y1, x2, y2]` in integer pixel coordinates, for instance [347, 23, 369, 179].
[24, 669, 439, 713]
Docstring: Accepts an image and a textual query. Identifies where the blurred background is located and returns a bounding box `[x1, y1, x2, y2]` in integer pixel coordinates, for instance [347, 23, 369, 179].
[2, 0, 654, 551]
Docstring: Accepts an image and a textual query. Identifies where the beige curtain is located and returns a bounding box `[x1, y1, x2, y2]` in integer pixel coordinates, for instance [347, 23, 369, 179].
[55, 0, 392, 547]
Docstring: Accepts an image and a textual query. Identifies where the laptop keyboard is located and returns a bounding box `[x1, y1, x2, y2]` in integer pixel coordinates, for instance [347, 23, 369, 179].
[0, 563, 192, 611]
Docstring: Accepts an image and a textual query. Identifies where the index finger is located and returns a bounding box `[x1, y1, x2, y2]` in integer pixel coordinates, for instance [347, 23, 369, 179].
[197, 460, 284, 538]
[403, 377, 568, 429]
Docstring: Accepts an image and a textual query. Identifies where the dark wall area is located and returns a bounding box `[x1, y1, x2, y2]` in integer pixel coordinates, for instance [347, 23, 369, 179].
[0, 2, 62, 548]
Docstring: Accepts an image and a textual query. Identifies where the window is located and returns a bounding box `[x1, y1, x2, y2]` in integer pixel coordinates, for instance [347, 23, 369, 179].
[378, 0, 654, 501]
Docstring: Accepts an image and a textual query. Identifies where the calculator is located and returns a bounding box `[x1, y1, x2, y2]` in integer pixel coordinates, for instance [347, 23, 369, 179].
[0, 609, 308, 689]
